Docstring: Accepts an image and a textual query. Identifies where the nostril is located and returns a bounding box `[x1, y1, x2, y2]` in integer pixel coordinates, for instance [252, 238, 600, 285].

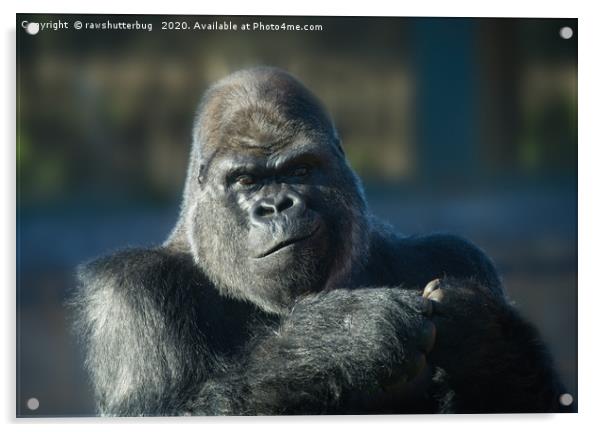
[255, 204, 276, 218]
[277, 197, 295, 213]
[252, 194, 301, 220]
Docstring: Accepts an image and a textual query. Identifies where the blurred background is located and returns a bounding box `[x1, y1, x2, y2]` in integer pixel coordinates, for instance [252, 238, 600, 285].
[16, 15, 577, 416]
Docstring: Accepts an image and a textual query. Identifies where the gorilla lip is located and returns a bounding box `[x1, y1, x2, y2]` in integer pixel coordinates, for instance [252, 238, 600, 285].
[253, 226, 320, 259]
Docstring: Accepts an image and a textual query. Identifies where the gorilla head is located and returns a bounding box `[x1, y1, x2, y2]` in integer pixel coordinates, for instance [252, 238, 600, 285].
[166, 67, 370, 314]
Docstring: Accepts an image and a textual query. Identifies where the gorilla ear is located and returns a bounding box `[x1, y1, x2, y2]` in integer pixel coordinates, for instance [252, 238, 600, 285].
[196, 151, 217, 185]
[197, 164, 207, 184]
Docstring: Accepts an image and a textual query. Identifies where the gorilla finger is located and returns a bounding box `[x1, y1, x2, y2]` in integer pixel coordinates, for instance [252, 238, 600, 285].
[385, 351, 426, 389]
[426, 287, 445, 303]
[405, 352, 427, 379]
[418, 320, 436, 353]
[386, 362, 408, 386]
[420, 297, 433, 316]
[422, 279, 441, 298]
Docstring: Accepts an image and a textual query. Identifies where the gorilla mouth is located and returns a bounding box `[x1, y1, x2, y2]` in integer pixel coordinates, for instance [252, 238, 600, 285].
[254, 226, 320, 259]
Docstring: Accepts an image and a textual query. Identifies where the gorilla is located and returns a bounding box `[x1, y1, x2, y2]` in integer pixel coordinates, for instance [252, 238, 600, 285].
[71, 66, 569, 415]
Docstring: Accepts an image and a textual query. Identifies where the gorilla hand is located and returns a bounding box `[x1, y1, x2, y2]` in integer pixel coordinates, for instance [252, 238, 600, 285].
[421, 278, 566, 413]
[281, 288, 436, 386]
[421, 278, 507, 377]
[191, 287, 436, 415]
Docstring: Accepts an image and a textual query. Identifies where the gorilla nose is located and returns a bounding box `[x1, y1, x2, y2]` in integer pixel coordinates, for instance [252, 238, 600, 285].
[251, 192, 305, 223]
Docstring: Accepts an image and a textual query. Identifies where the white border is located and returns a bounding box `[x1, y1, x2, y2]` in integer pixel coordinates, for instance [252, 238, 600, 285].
[3, 1, 600, 431]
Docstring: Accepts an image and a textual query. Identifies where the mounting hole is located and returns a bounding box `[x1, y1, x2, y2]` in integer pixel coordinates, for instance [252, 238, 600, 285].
[25, 22, 40, 35]
[26, 397, 39, 411]
[559, 26, 573, 40]
[559, 393, 574, 406]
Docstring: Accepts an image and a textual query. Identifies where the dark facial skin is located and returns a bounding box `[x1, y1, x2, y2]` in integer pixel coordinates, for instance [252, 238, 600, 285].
[213, 144, 329, 260]
[207, 141, 336, 295]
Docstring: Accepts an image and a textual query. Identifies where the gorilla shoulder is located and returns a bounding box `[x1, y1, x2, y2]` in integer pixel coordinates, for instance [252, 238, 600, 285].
[366, 225, 503, 298]
[73, 248, 210, 319]
[77, 248, 196, 292]
[416, 233, 503, 293]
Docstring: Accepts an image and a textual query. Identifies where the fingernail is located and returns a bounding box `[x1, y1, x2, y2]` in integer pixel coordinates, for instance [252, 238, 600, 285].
[423, 279, 441, 297]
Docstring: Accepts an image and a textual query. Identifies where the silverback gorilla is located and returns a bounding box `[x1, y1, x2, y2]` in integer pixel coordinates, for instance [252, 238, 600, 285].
[72, 67, 568, 415]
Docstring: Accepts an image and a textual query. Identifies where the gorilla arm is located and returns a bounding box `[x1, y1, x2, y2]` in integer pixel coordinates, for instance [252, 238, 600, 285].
[188, 288, 436, 415]
[72, 248, 435, 416]
[71, 248, 227, 416]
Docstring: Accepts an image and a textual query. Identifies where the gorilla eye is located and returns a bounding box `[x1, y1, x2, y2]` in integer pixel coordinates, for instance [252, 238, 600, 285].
[236, 174, 256, 186]
[290, 165, 310, 177]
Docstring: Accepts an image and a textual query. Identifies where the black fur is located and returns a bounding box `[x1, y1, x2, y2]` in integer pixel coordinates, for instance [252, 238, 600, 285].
[70, 67, 568, 415]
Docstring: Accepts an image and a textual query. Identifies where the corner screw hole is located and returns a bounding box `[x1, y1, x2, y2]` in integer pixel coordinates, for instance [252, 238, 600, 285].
[559, 27, 573, 40]
[559, 393, 573, 406]
[26, 397, 39, 410]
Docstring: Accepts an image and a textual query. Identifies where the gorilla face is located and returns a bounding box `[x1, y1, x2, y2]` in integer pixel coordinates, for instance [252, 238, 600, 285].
[170, 68, 370, 314]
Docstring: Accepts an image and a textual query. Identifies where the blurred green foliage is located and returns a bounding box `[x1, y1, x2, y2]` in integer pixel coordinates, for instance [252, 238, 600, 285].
[17, 16, 577, 206]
